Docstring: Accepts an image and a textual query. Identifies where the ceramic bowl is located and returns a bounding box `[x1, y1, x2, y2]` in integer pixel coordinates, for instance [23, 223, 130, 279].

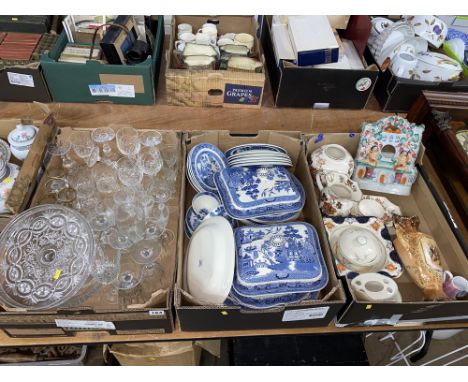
[334, 227, 388, 273]
[186, 216, 235, 305]
[310, 144, 354, 177]
[415, 52, 462, 82]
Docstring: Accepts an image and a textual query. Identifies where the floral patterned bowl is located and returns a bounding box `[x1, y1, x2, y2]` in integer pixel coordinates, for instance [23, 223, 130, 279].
[415, 52, 462, 82]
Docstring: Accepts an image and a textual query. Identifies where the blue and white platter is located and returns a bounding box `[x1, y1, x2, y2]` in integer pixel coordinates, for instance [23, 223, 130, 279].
[225, 144, 287, 159]
[233, 223, 328, 292]
[187, 143, 227, 192]
[226, 289, 312, 310]
[214, 166, 305, 219]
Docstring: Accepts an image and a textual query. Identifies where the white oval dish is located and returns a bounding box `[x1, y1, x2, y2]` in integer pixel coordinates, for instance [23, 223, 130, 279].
[186, 216, 235, 305]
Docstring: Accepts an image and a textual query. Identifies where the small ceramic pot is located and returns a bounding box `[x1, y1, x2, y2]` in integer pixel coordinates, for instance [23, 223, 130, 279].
[404, 15, 447, 48]
[319, 187, 356, 217]
[310, 144, 354, 177]
[7, 123, 38, 161]
[371, 17, 394, 36]
[415, 52, 463, 82]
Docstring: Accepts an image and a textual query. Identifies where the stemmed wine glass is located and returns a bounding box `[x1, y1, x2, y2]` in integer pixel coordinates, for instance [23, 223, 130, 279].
[91, 127, 115, 157]
[46, 140, 73, 179]
[116, 126, 141, 159]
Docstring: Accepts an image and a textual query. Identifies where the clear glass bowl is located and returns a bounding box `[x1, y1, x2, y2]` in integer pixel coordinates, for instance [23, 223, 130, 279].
[0, 205, 96, 310]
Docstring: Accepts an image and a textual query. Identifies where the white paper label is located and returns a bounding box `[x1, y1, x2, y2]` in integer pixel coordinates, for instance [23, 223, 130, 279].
[313, 103, 330, 109]
[282, 307, 330, 322]
[7, 72, 35, 87]
[88, 84, 135, 98]
[55, 319, 116, 330]
[148, 310, 166, 317]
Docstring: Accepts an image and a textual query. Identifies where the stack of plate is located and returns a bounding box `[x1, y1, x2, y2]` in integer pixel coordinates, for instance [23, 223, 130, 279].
[187, 143, 227, 193]
[214, 166, 305, 221]
[227, 222, 329, 309]
[226, 144, 293, 167]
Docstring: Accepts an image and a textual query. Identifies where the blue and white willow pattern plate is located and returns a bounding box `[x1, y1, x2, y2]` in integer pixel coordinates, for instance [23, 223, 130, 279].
[233, 223, 328, 293]
[184, 206, 237, 238]
[187, 143, 227, 192]
[225, 144, 287, 159]
[226, 289, 314, 309]
[214, 166, 305, 219]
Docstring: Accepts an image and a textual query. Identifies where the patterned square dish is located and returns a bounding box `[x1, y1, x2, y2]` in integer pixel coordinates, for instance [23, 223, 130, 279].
[232, 222, 328, 297]
[214, 166, 305, 219]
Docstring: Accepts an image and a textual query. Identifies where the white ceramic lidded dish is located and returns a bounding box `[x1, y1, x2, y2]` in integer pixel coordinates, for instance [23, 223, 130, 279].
[186, 216, 235, 305]
[7, 123, 39, 161]
[334, 227, 388, 273]
[415, 52, 462, 82]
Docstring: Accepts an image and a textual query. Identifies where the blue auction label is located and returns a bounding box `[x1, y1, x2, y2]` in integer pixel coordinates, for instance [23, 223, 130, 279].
[224, 83, 262, 105]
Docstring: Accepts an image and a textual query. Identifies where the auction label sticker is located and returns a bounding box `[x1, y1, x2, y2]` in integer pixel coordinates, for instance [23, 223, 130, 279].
[149, 310, 166, 317]
[55, 319, 116, 331]
[282, 307, 330, 322]
[7, 72, 35, 87]
[89, 84, 135, 98]
[355, 77, 372, 92]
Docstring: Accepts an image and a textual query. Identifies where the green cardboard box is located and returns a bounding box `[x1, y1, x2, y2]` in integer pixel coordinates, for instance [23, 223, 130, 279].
[40, 16, 164, 105]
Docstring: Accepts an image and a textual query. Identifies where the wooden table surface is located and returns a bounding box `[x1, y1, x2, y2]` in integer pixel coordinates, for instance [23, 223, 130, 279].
[0, 72, 466, 347]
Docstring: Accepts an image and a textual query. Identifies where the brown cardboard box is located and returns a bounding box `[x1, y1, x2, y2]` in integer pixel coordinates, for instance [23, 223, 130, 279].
[106, 340, 220, 366]
[175, 130, 346, 331]
[0, 128, 183, 338]
[166, 16, 266, 109]
[305, 133, 468, 326]
[0, 105, 56, 230]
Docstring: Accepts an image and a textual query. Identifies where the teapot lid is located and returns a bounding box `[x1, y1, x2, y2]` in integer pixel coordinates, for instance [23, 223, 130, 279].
[8, 123, 38, 147]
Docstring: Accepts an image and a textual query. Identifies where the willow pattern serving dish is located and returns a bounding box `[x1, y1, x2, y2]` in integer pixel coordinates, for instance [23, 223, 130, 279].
[0, 205, 95, 310]
[214, 166, 305, 219]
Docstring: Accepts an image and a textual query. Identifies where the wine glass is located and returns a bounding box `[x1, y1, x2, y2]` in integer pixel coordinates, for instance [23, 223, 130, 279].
[144, 203, 170, 238]
[92, 162, 118, 195]
[160, 143, 180, 169]
[116, 126, 141, 158]
[44, 178, 68, 195]
[117, 157, 143, 188]
[70, 130, 96, 162]
[138, 146, 163, 176]
[140, 130, 162, 148]
[91, 127, 115, 157]
[46, 140, 72, 179]
[126, 238, 162, 265]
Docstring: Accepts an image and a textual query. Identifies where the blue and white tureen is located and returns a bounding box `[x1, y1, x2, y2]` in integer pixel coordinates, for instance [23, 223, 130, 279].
[227, 222, 329, 309]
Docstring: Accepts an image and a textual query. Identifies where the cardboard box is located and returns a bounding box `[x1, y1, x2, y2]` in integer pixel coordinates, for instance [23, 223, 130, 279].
[0, 26, 57, 102]
[305, 133, 468, 326]
[0, 105, 56, 230]
[175, 130, 346, 332]
[364, 21, 468, 112]
[0, 128, 182, 338]
[40, 16, 164, 105]
[106, 340, 220, 366]
[165, 16, 266, 109]
[262, 16, 378, 109]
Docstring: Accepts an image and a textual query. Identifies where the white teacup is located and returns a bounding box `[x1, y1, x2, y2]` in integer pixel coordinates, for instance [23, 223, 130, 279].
[234, 33, 255, 50]
[175, 33, 196, 51]
[178, 23, 193, 36]
[391, 51, 418, 79]
[403, 15, 448, 48]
